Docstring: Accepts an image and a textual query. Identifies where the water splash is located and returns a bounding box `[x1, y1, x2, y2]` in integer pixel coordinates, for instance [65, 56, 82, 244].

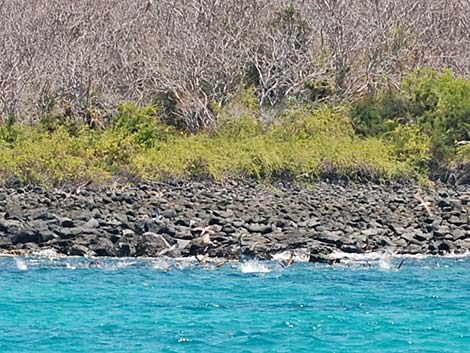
[65, 262, 77, 270]
[378, 253, 393, 271]
[239, 260, 271, 274]
[15, 258, 28, 271]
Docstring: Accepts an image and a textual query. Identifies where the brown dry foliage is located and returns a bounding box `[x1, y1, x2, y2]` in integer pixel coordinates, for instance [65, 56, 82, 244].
[1, 0, 469, 130]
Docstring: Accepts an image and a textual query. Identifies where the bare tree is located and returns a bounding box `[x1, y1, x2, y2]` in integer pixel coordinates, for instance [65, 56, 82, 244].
[1, 0, 469, 129]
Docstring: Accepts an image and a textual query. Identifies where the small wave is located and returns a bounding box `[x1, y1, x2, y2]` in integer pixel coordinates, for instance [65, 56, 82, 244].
[177, 337, 192, 343]
[62, 259, 138, 270]
[111, 260, 138, 269]
[329, 250, 387, 262]
[433, 250, 470, 259]
[65, 262, 77, 270]
[239, 260, 271, 274]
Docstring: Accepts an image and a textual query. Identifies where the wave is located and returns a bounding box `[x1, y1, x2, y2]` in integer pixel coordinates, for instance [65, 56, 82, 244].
[1, 248, 469, 272]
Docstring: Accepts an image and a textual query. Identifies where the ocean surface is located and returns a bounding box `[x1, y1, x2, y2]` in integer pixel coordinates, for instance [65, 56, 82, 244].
[0, 254, 469, 353]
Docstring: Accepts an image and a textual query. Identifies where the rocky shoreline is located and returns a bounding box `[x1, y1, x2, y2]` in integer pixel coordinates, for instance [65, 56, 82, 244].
[0, 180, 469, 263]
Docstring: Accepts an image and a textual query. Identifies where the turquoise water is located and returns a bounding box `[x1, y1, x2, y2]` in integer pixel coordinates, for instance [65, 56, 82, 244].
[0, 256, 469, 353]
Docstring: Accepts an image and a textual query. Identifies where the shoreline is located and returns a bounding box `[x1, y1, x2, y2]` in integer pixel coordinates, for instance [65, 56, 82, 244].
[1, 251, 469, 274]
[2, 248, 470, 261]
[0, 180, 469, 263]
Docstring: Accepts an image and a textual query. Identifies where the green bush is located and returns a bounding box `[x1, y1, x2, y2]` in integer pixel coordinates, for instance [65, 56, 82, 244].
[351, 93, 407, 136]
[384, 124, 431, 174]
[132, 101, 412, 182]
[403, 69, 470, 159]
[273, 104, 353, 139]
[0, 127, 110, 185]
[37, 114, 81, 136]
[456, 143, 470, 161]
[0, 115, 20, 145]
[113, 103, 176, 147]
[352, 69, 470, 163]
[0, 97, 424, 186]
[215, 87, 262, 138]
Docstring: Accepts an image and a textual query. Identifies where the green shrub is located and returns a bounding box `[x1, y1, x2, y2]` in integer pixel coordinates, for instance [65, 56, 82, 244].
[304, 80, 335, 102]
[351, 93, 407, 136]
[403, 69, 470, 159]
[384, 124, 431, 174]
[273, 104, 353, 139]
[113, 103, 175, 147]
[0, 97, 422, 186]
[132, 103, 411, 182]
[0, 127, 110, 185]
[0, 115, 21, 145]
[352, 69, 470, 163]
[37, 114, 81, 136]
[456, 143, 470, 161]
[215, 87, 262, 138]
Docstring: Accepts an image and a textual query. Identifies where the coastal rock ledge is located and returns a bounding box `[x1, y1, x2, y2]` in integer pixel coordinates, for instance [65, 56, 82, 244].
[0, 181, 469, 263]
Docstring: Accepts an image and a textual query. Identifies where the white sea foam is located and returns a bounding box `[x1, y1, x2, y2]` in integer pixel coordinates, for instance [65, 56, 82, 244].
[15, 258, 28, 271]
[175, 259, 197, 270]
[329, 250, 385, 262]
[63, 259, 137, 270]
[239, 260, 271, 273]
[437, 250, 470, 259]
[152, 258, 172, 271]
[32, 248, 60, 259]
[2, 248, 468, 271]
[329, 250, 470, 262]
[272, 249, 310, 263]
[327, 250, 396, 270]
[113, 260, 138, 269]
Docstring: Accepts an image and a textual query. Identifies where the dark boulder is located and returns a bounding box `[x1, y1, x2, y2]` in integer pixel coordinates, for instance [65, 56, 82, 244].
[60, 218, 76, 228]
[12, 229, 42, 244]
[244, 224, 273, 234]
[135, 232, 173, 257]
[90, 238, 117, 257]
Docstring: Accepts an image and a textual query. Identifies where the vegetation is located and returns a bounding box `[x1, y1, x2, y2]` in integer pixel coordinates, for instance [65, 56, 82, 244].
[1, 0, 470, 186]
[0, 100, 409, 186]
[0, 69, 469, 186]
[352, 69, 470, 168]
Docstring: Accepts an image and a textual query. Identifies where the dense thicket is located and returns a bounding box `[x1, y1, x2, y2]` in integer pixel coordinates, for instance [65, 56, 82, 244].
[2, 0, 470, 130]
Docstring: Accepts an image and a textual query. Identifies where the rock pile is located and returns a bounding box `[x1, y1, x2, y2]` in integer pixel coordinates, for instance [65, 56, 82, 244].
[0, 180, 469, 262]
